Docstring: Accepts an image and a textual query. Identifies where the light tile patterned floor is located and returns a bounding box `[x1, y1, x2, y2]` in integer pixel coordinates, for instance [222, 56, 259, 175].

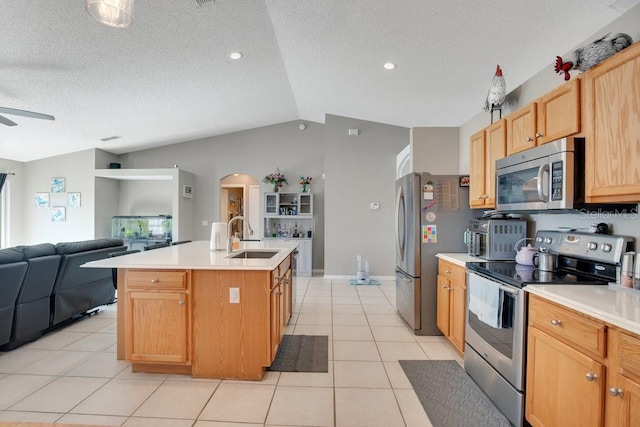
[0, 277, 463, 426]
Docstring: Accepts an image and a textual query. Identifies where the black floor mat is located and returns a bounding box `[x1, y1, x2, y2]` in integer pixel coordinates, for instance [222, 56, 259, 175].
[268, 335, 328, 372]
[399, 360, 511, 427]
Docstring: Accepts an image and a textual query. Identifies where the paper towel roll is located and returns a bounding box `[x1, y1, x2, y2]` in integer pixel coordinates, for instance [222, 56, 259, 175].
[210, 222, 228, 250]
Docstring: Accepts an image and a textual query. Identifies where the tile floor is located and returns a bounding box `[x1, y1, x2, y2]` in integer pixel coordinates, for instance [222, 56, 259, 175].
[0, 277, 463, 426]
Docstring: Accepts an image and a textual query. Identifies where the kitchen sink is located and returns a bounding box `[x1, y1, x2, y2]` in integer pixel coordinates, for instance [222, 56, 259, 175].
[229, 250, 279, 259]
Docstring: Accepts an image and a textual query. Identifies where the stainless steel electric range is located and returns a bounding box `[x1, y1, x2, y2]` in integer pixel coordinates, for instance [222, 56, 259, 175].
[463, 230, 634, 427]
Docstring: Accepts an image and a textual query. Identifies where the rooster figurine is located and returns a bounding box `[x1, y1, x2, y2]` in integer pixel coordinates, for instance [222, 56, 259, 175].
[483, 65, 506, 123]
[555, 33, 632, 81]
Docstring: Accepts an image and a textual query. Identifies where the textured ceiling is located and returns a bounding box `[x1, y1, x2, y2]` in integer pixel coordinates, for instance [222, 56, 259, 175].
[0, 0, 635, 162]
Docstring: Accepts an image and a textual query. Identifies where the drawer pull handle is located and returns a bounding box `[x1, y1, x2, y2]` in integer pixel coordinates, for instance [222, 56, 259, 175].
[550, 319, 561, 326]
[585, 373, 598, 382]
[526, 136, 534, 142]
[178, 300, 185, 305]
[150, 278, 158, 283]
[535, 132, 544, 138]
[445, 270, 451, 273]
[609, 387, 624, 397]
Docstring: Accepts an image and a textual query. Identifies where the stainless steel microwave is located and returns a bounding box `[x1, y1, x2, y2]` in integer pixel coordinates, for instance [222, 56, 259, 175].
[495, 138, 579, 211]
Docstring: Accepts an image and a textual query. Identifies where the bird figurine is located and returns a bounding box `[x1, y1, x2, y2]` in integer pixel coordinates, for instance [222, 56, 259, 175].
[554, 33, 632, 81]
[483, 64, 506, 123]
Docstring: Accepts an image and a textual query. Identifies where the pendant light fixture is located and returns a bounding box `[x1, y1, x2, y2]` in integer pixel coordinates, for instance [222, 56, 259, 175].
[86, 0, 135, 28]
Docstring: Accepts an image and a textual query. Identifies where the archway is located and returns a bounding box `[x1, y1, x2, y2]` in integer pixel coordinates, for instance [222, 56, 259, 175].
[219, 174, 260, 239]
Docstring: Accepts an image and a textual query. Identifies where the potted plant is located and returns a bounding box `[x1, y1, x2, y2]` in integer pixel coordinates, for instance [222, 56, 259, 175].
[299, 176, 312, 193]
[263, 168, 288, 192]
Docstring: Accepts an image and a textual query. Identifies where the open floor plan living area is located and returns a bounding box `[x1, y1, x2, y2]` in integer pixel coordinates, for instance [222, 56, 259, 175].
[0, 276, 462, 427]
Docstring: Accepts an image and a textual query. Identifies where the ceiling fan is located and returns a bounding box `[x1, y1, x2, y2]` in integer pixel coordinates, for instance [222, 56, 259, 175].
[0, 106, 55, 127]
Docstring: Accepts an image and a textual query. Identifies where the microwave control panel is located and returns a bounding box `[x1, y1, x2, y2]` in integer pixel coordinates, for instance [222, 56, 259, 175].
[551, 161, 563, 201]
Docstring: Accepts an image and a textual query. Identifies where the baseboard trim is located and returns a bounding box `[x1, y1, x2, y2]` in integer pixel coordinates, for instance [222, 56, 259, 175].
[322, 275, 395, 281]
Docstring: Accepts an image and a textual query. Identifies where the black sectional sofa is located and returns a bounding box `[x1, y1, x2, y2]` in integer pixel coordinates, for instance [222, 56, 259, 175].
[0, 238, 126, 350]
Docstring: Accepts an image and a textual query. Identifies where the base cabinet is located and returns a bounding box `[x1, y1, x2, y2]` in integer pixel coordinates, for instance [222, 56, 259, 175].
[122, 256, 293, 380]
[125, 270, 190, 365]
[525, 295, 640, 427]
[127, 291, 189, 363]
[436, 259, 466, 354]
[526, 327, 604, 427]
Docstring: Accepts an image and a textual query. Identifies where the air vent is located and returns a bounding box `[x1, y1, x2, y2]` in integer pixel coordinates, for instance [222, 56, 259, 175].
[194, 0, 215, 5]
[608, 0, 640, 11]
[100, 135, 122, 142]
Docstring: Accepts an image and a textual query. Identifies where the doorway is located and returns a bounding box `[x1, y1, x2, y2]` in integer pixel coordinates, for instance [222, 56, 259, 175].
[219, 174, 260, 239]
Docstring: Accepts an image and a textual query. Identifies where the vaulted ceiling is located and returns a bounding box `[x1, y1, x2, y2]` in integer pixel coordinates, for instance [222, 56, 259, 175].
[0, 0, 636, 162]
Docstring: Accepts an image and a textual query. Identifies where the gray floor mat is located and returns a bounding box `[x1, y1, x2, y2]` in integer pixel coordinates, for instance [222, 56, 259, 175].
[268, 335, 329, 372]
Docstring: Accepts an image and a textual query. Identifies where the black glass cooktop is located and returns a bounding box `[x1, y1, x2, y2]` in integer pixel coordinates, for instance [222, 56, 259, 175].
[466, 261, 611, 289]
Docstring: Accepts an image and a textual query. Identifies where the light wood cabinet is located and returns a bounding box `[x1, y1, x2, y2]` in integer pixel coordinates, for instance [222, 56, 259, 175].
[121, 253, 294, 380]
[526, 326, 604, 427]
[436, 259, 466, 354]
[583, 42, 640, 203]
[506, 79, 580, 155]
[270, 281, 283, 360]
[469, 119, 506, 208]
[606, 328, 640, 427]
[125, 270, 190, 365]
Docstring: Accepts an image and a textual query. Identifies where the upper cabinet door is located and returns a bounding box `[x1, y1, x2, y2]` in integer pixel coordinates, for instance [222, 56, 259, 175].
[485, 119, 506, 207]
[506, 103, 537, 155]
[537, 78, 580, 145]
[469, 129, 487, 208]
[583, 42, 640, 202]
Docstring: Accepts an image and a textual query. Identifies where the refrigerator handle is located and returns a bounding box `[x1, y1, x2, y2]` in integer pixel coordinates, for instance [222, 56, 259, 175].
[395, 268, 413, 282]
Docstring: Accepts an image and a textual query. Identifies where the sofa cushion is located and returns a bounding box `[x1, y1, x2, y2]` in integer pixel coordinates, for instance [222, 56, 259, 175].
[0, 247, 24, 265]
[55, 238, 124, 255]
[19, 243, 56, 259]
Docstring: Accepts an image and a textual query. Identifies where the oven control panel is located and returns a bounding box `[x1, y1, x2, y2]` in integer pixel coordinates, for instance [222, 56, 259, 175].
[535, 230, 633, 264]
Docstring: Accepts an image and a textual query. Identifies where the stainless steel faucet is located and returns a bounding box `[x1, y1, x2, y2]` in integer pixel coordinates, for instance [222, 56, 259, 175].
[227, 216, 254, 252]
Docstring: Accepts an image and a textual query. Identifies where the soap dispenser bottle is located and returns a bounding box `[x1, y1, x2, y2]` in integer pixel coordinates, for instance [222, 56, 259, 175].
[232, 232, 241, 251]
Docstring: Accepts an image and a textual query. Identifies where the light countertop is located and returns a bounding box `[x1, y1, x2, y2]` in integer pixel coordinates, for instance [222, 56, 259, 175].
[436, 252, 486, 267]
[83, 240, 298, 271]
[525, 285, 640, 336]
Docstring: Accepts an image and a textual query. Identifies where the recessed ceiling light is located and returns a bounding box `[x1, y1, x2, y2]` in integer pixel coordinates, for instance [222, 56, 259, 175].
[229, 52, 243, 60]
[383, 62, 396, 70]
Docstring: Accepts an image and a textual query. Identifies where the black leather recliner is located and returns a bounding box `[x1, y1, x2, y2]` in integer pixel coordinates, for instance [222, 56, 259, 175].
[0, 248, 28, 347]
[7, 243, 61, 349]
[50, 239, 127, 326]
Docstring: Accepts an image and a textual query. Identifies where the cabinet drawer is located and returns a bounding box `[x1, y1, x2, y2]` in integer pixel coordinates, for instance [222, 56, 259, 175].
[438, 259, 466, 285]
[617, 331, 640, 382]
[127, 270, 187, 290]
[528, 295, 606, 358]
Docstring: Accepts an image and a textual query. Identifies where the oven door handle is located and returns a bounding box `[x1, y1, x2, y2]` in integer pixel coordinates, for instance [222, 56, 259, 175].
[498, 284, 520, 295]
[537, 164, 550, 202]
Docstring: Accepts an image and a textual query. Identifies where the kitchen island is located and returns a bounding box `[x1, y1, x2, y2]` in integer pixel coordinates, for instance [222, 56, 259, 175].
[84, 240, 298, 380]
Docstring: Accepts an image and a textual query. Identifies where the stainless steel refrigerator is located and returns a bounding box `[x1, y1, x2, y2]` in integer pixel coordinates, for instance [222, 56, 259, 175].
[395, 172, 474, 335]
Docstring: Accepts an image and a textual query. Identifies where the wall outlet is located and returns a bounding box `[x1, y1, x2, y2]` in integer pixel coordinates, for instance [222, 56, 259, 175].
[202, 220, 209, 227]
[369, 202, 380, 210]
[229, 287, 240, 304]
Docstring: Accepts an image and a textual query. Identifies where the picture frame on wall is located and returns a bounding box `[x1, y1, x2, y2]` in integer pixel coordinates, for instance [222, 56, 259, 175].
[459, 175, 470, 187]
[35, 193, 50, 207]
[183, 185, 193, 199]
[67, 192, 81, 207]
[51, 177, 66, 193]
[51, 207, 66, 222]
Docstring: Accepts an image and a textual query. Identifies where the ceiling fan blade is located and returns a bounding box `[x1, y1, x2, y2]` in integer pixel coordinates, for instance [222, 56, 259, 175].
[0, 114, 18, 126]
[0, 107, 55, 121]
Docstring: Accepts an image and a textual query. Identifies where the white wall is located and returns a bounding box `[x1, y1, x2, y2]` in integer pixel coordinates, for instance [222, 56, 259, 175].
[118, 120, 326, 269]
[22, 150, 98, 245]
[323, 114, 409, 276]
[411, 127, 460, 174]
